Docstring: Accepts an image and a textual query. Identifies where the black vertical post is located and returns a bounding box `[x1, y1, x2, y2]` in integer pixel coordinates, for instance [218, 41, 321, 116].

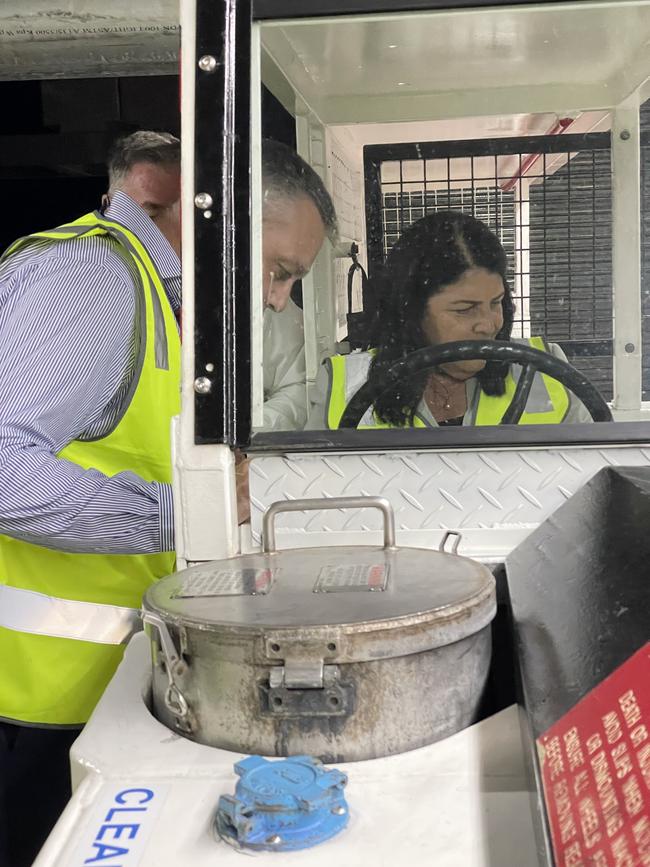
[194, 0, 252, 446]
[363, 148, 386, 289]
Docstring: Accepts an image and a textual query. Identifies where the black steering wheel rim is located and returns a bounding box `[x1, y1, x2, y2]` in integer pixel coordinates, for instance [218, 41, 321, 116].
[338, 339, 613, 428]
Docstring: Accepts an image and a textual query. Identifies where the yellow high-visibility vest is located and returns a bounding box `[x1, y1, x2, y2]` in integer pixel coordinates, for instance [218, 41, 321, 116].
[325, 337, 569, 429]
[0, 212, 180, 725]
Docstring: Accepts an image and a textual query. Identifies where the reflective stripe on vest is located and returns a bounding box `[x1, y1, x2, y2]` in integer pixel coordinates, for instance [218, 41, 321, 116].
[325, 338, 570, 428]
[0, 211, 180, 725]
[474, 337, 569, 425]
[0, 586, 140, 645]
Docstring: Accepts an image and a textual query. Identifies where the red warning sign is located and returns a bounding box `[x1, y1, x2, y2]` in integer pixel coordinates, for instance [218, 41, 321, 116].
[537, 642, 650, 866]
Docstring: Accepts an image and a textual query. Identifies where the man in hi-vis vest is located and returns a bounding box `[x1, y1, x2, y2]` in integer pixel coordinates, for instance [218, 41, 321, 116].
[0, 132, 335, 866]
[0, 130, 182, 867]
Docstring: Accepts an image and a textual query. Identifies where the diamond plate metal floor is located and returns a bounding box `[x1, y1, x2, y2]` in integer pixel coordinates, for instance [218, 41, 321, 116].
[250, 445, 650, 555]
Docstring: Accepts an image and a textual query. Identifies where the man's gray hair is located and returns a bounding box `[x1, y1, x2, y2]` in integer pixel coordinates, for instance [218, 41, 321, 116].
[107, 130, 180, 193]
[262, 139, 338, 244]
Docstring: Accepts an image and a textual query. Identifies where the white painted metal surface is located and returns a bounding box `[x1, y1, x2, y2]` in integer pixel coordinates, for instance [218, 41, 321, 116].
[171, 421, 239, 567]
[612, 102, 643, 413]
[172, 0, 240, 566]
[296, 115, 338, 380]
[260, 2, 650, 124]
[251, 22, 266, 433]
[249, 445, 650, 558]
[33, 634, 538, 867]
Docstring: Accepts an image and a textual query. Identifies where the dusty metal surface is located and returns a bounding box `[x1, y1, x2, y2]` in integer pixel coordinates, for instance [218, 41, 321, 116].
[507, 466, 650, 735]
[143, 541, 496, 761]
[149, 626, 493, 762]
[0, 2, 179, 79]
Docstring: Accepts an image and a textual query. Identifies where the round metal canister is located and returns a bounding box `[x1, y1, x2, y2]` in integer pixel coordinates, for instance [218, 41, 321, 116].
[143, 497, 496, 762]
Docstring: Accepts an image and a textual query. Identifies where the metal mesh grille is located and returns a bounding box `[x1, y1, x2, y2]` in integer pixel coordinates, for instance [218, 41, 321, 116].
[383, 188, 515, 261]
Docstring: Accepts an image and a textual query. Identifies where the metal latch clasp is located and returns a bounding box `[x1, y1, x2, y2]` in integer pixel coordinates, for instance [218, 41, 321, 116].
[263, 665, 354, 718]
[270, 659, 325, 690]
[142, 611, 194, 733]
[262, 635, 354, 717]
[264, 634, 344, 689]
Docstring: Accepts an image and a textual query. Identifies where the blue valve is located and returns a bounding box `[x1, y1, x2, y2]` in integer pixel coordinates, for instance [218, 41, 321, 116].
[215, 755, 349, 851]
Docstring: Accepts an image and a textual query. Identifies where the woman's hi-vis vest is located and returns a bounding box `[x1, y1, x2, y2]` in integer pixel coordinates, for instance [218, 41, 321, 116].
[0, 212, 180, 726]
[325, 337, 569, 429]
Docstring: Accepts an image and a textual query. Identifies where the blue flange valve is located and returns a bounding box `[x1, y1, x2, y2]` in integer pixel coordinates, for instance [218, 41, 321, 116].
[215, 755, 349, 851]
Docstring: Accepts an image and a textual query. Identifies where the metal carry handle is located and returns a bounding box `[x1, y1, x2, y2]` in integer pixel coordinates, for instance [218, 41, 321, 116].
[262, 496, 396, 553]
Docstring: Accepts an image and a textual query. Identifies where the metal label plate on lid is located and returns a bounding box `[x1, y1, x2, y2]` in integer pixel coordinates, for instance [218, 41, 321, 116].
[313, 563, 389, 593]
[173, 567, 278, 598]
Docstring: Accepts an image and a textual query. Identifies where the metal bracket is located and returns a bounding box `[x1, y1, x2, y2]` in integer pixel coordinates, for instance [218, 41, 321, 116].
[271, 658, 324, 689]
[439, 530, 462, 555]
[264, 634, 344, 688]
[261, 665, 354, 718]
[142, 611, 194, 734]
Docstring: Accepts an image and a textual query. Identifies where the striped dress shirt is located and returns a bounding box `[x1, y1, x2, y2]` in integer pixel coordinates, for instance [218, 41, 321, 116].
[0, 192, 180, 554]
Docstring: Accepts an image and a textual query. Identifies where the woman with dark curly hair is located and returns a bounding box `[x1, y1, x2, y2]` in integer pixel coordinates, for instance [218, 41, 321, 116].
[306, 211, 590, 429]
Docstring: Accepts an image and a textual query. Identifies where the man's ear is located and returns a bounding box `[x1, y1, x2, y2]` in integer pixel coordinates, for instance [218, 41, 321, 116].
[100, 193, 111, 212]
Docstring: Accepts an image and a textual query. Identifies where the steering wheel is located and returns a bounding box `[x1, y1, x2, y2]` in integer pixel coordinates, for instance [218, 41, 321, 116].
[339, 339, 613, 428]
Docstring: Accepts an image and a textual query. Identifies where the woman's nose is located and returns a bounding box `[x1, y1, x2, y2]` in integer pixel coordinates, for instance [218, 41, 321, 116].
[473, 310, 496, 335]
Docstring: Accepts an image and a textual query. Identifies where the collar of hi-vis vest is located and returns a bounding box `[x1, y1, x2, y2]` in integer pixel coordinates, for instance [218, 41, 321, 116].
[98, 213, 176, 374]
[12, 208, 178, 375]
[104, 191, 181, 286]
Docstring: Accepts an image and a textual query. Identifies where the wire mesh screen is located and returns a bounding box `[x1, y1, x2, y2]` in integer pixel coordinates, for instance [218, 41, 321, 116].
[382, 188, 515, 259]
[528, 149, 613, 397]
[364, 134, 613, 399]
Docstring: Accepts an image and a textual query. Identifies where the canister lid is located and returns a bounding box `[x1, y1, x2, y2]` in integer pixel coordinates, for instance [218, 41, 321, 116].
[144, 545, 495, 659]
[215, 755, 348, 851]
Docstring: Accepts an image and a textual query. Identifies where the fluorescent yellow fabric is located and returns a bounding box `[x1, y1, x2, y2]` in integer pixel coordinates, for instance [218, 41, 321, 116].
[327, 354, 426, 429]
[0, 213, 180, 725]
[326, 337, 569, 429]
[474, 337, 569, 425]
